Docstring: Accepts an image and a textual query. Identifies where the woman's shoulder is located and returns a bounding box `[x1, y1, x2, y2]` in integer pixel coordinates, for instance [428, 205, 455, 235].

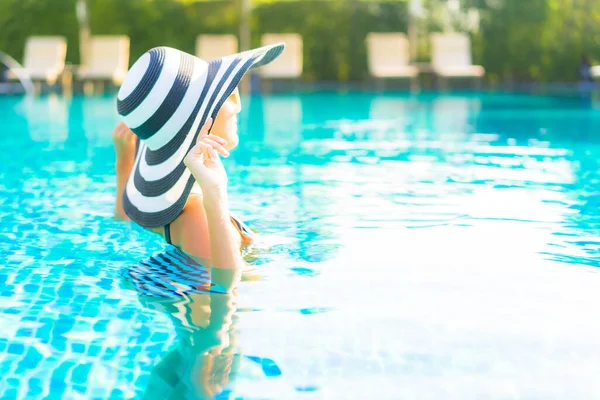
[182, 193, 205, 213]
[180, 193, 255, 246]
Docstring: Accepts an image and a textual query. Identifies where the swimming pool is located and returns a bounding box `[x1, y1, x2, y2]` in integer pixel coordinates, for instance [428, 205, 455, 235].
[2, 91, 600, 399]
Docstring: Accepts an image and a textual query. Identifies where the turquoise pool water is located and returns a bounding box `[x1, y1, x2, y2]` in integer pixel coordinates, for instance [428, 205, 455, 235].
[2, 91, 600, 399]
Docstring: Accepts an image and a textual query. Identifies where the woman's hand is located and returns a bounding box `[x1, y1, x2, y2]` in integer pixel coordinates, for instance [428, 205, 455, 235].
[184, 118, 231, 196]
[112, 121, 137, 162]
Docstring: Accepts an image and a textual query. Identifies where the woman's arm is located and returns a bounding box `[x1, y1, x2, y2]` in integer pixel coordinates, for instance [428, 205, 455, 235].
[203, 188, 244, 273]
[112, 122, 137, 221]
[183, 118, 245, 277]
[115, 161, 132, 220]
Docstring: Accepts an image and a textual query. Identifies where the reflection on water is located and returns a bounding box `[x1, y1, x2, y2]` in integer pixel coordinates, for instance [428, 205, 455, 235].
[122, 247, 293, 399]
[2, 92, 600, 398]
[431, 96, 480, 136]
[262, 95, 303, 155]
[21, 94, 69, 143]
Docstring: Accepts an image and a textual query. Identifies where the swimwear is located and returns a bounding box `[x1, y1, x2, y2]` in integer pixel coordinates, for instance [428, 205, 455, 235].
[163, 214, 254, 247]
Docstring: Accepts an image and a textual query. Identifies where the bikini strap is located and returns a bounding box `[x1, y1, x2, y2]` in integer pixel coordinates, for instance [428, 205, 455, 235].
[230, 214, 255, 242]
[164, 223, 172, 245]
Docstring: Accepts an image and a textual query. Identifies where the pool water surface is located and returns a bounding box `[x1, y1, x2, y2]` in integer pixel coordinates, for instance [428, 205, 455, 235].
[1, 92, 600, 399]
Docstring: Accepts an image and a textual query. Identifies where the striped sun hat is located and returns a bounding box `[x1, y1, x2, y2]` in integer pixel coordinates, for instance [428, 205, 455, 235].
[117, 43, 285, 228]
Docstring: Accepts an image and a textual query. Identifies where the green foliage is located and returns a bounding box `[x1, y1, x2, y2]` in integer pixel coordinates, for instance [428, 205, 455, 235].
[86, 0, 238, 62]
[0, 0, 80, 64]
[0, 0, 599, 83]
[252, 1, 408, 81]
[0, 0, 407, 81]
[476, 0, 600, 82]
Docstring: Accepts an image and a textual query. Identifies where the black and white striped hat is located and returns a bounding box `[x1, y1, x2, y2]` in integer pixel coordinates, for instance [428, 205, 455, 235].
[117, 43, 285, 228]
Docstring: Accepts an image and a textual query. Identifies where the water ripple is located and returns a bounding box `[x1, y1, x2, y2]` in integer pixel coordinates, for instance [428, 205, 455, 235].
[1, 93, 600, 398]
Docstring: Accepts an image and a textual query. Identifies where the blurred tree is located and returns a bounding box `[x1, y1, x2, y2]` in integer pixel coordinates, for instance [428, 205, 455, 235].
[476, 0, 600, 82]
[86, 0, 237, 62]
[0, 0, 80, 64]
[252, 1, 408, 81]
[0, 0, 599, 83]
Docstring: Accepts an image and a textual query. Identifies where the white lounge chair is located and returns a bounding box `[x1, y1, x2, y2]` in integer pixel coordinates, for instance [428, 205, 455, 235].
[8, 36, 67, 86]
[259, 34, 303, 79]
[366, 33, 418, 80]
[78, 35, 130, 91]
[430, 33, 484, 87]
[591, 66, 600, 80]
[196, 34, 238, 61]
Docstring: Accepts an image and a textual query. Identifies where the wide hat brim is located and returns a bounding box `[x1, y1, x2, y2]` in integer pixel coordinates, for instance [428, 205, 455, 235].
[118, 43, 285, 228]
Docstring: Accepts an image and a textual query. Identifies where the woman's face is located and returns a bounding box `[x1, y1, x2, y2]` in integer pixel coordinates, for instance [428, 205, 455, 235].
[211, 87, 242, 150]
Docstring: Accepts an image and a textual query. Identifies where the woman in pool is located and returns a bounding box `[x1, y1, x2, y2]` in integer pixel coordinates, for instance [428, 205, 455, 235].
[113, 101, 250, 273]
[112, 44, 284, 274]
